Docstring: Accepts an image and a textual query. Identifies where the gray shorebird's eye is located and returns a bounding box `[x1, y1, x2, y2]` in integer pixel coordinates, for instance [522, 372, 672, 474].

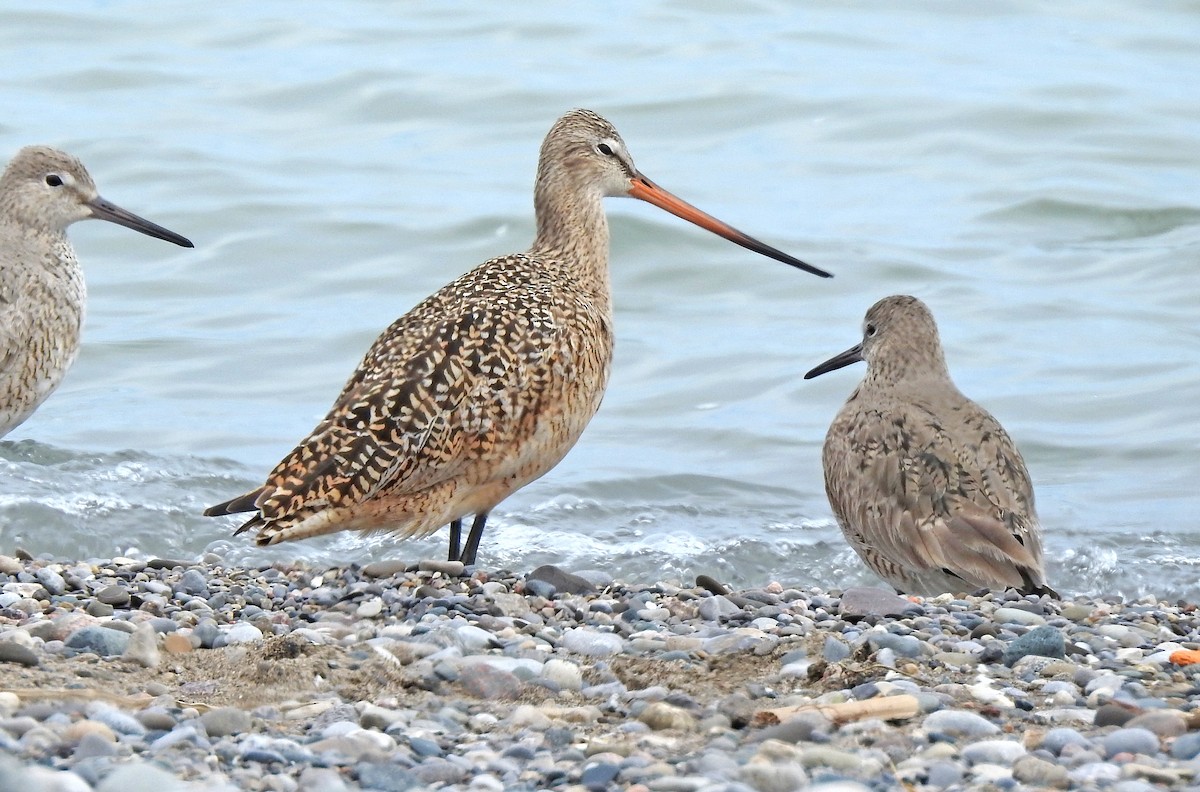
[597, 143, 614, 156]
[866, 323, 878, 337]
[45, 174, 63, 187]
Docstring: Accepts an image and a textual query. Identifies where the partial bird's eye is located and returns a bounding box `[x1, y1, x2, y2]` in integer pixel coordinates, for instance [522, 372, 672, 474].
[865, 323, 877, 337]
[597, 143, 614, 156]
[45, 174, 63, 187]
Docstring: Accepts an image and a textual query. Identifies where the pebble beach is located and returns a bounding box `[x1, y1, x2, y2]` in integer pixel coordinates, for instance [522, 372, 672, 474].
[2, 552, 1200, 791]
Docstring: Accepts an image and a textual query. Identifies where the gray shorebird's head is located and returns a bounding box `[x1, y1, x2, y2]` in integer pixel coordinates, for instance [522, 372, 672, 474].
[0, 145, 193, 247]
[534, 109, 830, 278]
[805, 295, 951, 385]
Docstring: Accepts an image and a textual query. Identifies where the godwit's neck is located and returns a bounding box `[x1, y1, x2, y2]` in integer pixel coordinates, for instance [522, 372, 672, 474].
[529, 181, 611, 298]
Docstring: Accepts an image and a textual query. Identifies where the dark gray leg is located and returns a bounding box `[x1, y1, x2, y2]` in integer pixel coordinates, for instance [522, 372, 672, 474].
[460, 512, 489, 567]
[448, 519, 463, 562]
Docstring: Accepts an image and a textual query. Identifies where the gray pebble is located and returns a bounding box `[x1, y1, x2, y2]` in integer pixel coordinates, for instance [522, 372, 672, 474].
[417, 560, 464, 576]
[1169, 730, 1200, 760]
[698, 595, 741, 621]
[961, 738, 1027, 765]
[865, 631, 923, 658]
[1012, 754, 1069, 788]
[355, 762, 419, 791]
[1039, 727, 1091, 756]
[177, 569, 208, 596]
[1103, 727, 1160, 758]
[65, 626, 129, 657]
[528, 564, 595, 595]
[96, 585, 130, 607]
[1002, 624, 1065, 667]
[525, 578, 556, 599]
[822, 636, 850, 662]
[562, 627, 624, 657]
[201, 707, 253, 738]
[922, 709, 1000, 737]
[34, 568, 66, 596]
[1125, 709, 1187, 738]
[459, 663, 522, 700]
[95, 761, 189, 792]
[0, 641, 38, 667]
[925, 761, 963, 787]
[86, 601, 114, 618]
[1094, 703, 1135, 728]
[581, 762, 620, 791]
[838, 587, 913, 618]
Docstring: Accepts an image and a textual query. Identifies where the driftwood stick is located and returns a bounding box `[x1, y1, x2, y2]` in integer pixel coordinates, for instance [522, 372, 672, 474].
[1, 688, 153, 708]
[753, 693, 920, 728]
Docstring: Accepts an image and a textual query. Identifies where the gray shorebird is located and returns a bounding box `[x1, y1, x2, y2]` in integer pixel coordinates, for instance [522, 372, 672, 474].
[205, 108, 830, 566]
[0, 146, 194, 437]
[805, 295, 1056, 597]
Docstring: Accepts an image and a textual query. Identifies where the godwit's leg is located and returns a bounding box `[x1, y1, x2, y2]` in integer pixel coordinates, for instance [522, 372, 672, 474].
[448, 519, 463, 562]
[460, 512, 490, 567]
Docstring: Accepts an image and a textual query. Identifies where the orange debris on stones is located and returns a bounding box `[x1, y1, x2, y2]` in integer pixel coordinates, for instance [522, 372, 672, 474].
[1169, 649, 1200, 666]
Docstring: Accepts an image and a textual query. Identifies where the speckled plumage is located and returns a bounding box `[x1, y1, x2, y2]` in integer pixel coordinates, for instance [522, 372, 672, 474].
[207, 108, 827, 564]
[0, 146, 193, 437]
[806, 295, 1056, 597]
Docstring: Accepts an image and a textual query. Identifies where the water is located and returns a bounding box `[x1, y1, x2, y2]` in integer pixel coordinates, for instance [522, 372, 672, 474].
[0, 1, 1197, 600]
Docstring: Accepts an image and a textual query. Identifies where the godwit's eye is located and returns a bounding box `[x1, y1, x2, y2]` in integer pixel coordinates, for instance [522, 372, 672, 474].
[597, 143, 614, 156]
[45, 174, 63, 187]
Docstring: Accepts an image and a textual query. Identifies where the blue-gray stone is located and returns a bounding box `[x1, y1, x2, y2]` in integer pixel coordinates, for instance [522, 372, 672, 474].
[961, 739, 1026, 765]
[1170, 731, 1200, 760]
[408, 737, 442, 757]
[528, 564, 594, 595]
[822, 637, 850, 662]
[922, 709, 1000, 737]
[0, 642, 38, 667]
[581, 762, 620, 791]
[1040, 727, 1090, 756]
[65, 626, 130, 657]
[178, 569, 209, 596]
[200, 707, 252, 737]
[412, 758, 465, 786]
[357, 762, 420, 791]
[243, 748, 286, 764]
[926, 761, 963, 788]
[193, 620, 220, 649]
[35, 568, 66, 595]
[866, 632, 923, 658]
[90, 708, 147, 736]
[524, 579, 556, 599]
[839, 587, 913, 618]
[851, 682, 880, 700]
[1001, 625, 1065, 667]
[1102, 727, 1160, 758]
[697, 595, 741, 621]
[73, 732, 117, 760]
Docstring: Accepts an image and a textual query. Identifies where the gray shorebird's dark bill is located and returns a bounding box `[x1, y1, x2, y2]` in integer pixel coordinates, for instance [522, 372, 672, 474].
[804, 343, 864, 380]
[88, 196, 194, 248]
[626, 175, 832, 279]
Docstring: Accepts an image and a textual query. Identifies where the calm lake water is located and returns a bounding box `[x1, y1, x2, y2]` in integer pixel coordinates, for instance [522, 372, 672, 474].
[1, 2, 1198, 600]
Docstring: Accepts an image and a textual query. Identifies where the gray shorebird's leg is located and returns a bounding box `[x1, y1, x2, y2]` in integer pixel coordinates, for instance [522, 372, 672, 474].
[448, 519, 463, 562]
[460, 512, 489, 567]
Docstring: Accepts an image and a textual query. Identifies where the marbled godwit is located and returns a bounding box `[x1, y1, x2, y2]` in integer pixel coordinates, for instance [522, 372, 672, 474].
[805, 295, 1056, 597]
[0, 146, 193, 437]
[206, 108, 829, 566]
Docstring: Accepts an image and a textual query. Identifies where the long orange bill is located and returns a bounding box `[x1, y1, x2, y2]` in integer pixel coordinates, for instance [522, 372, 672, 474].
[627, 174, 830, 278]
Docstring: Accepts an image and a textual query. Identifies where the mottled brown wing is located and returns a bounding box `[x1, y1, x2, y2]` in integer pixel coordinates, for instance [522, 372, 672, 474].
[826, 398, 1042, 588]
[254, 297, 563, 524]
